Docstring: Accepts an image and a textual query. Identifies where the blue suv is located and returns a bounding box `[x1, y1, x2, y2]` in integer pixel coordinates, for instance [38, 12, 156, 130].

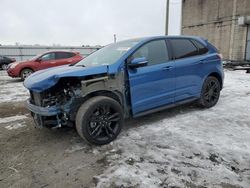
[24, 36, 224, 145]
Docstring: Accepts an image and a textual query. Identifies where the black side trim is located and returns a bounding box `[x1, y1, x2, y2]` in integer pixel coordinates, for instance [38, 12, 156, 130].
[133, 97, 198, 118]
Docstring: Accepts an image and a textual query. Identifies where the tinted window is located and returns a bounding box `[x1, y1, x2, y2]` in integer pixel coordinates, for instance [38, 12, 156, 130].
[56, 52, 75, 59]
[170, 39, 199, 59]
[132, 40, 169, 66]
[41, 53, 55, 61]
[191, 40, 209, 55]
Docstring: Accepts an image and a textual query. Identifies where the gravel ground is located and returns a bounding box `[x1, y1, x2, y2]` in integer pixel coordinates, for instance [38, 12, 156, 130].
[0, 70, 250, 188]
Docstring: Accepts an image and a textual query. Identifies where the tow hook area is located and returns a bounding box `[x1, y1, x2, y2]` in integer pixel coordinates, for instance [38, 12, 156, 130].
[33, 113, 70, 129]
[33, 114, 43, 128]
[52, 113, 69, 129]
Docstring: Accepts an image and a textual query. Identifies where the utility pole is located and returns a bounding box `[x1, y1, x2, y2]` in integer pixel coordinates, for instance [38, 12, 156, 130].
[114, 34, 117, 43]
[165, 0, 170, 35]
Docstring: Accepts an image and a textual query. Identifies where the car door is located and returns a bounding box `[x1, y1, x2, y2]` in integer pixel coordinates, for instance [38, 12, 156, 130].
[127, 39, 175, 115]
[55, 52, 75, 66]
[38, 52, 57, 70]
[169, 38, 207, 102]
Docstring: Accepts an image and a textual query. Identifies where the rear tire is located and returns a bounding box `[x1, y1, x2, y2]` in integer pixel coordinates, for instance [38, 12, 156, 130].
[20, 68, 33, 80]
[76, 96, 123, 145]
[199, 76, 221, 108]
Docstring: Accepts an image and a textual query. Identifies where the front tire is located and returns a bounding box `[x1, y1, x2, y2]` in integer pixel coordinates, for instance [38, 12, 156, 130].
[199, 76, 221, 108]
[20, 68, 33, 80]
[76, 96, 123, 145]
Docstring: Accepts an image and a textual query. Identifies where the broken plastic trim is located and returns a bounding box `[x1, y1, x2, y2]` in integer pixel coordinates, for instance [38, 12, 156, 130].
[81, 76, 109, 84]
[26, 99, 61, 116]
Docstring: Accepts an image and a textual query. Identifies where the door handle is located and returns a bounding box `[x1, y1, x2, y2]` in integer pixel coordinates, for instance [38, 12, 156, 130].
[162, 66, 173, 71]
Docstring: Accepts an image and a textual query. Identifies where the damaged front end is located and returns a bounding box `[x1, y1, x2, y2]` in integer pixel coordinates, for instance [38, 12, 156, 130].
[24, 69, 127, 129]
[27, 79, 82, 128]
[23, 65, 113, 128]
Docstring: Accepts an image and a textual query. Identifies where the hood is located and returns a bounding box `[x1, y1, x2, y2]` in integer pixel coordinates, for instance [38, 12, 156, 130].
[19, 60, 30, 64]
[23, 65, 108, 92]
[16, 60, 32, 65]
[9, 60, 30, 67]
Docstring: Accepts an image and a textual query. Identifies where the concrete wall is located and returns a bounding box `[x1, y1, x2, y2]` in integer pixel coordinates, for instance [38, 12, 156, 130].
[182, 0, 250, 61]
[0, 45, 101, 61]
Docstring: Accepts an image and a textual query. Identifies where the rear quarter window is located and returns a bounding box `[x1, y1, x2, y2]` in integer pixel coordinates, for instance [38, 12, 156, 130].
[191, 40, 209, 55]
[170, 39, 199, 59]
[68, 52, 76, 58]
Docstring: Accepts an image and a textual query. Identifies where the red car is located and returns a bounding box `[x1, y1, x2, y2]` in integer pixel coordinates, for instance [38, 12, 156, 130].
[7, 51, 83, 80]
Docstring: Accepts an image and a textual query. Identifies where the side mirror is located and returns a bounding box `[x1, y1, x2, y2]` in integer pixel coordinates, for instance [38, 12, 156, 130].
[128, 57, 148, 68]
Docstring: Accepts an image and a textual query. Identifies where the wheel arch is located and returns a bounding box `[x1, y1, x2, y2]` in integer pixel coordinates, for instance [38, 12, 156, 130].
[19, 67, 34, 77]
[206, 72, 223, 90]
[83, 90, 123, 105]
[70, 90, 125, 121]
[84, 90, 131, 117]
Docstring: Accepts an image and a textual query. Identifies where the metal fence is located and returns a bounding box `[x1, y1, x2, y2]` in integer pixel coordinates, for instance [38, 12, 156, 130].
[0, 45, 101, 61]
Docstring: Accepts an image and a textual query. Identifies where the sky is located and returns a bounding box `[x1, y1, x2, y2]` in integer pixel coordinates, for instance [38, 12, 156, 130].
[0, 0, 182, 46]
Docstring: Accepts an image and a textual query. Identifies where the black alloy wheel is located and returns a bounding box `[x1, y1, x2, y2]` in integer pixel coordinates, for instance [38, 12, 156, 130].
[199, 76, 221, 108]
[76, 96, 123, 145]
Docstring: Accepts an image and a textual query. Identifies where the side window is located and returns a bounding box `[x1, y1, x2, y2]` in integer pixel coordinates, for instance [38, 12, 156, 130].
[0, 56, 3, 60]
[56, 52, 75, 59]
[170, 39, 199, 59]
[191, 40, 209, 55]
[132, 40, 169, 66]
[41, 53, 55, 61]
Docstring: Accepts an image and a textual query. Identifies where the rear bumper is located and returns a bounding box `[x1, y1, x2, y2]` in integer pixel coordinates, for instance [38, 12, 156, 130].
[26, 99, 61, 116]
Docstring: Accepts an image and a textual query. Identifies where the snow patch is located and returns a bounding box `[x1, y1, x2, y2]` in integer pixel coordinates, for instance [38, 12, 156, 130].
[5, 123, 26, 130]
[94, 70, 250, 188]
[65, 144, 87, 153]
[0, 115, 27, 124]
[0, 71, 29, 102]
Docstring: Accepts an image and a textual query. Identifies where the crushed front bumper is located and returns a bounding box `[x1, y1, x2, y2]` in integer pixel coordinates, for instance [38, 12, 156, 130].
[26, 99, 61, 116]
[26, 99, 63, 128]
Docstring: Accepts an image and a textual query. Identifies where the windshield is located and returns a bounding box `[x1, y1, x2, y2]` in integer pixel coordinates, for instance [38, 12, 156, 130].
[75, 39, 141, 67]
